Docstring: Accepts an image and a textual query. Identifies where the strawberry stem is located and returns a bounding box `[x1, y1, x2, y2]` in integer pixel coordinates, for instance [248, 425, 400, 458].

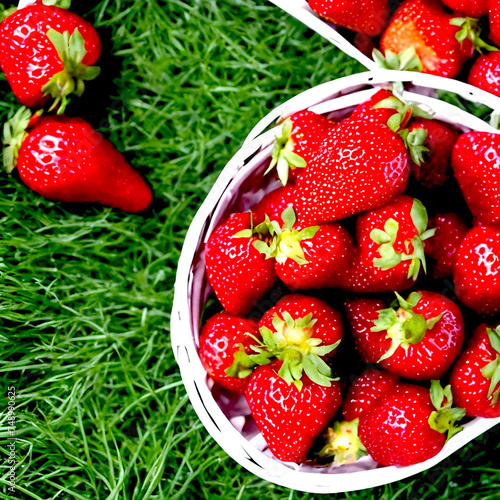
[428, 381, 466, 441]
[371, 292, 443, 363]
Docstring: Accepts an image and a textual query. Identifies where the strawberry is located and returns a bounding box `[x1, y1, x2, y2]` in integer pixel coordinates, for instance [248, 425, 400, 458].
[344, 196, 435, 293]
[358, 381, 465, 466]
[441, 0, 489, 18]
[245, 361, 342, 463]
[293, 112, 410, 225]
[451, 131, 500, 228]
[349, 88, 398, 125]
[204, 212, 277, 317]
[268, 207, 355, 290]
[450, 323, 500, 418]
[345, 290, 465, 380]
[406, 118, 460, 188]
[489, 0, 500, 47]
[308, 0, 390, 36]
[424, 212, 468, 279]
[251, 185, 296, 225]
[453, 225, 500, 315]
[0, 3, 101, 111]
[379, 0, 478, 78]
[467, 51, 500, 98]
[265, 110, 335, 186]
[198, 312, 260, 395]
[341, 368, 399, 422]
[2, 108, 152, 212]
[254, 293, 343, 387]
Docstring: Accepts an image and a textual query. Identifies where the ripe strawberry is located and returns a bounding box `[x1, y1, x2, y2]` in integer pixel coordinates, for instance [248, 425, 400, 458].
[379, 0, 476, 78]
[406, 118, 460, 188]
[198, 312, 260, 395]
[266, 110, 335, 186]
[293, 113, 410, 225]
[450, 324, 500, 418]
[453, 225, 500, 315]
[452, 131, 500, 228]
[441, 0, 489, 18]
[349, 88, 399, 125]
[344, 196, 435, 293]
[489, 0, 500, 46]
[245, 361, 342, 463]
[255, 293, 343, 387]
[342, 368, 399, 421]
[3, 108, 152, 212]
[467, 52, 500, 98]
[308, 0, 390, 36]
[0, 3, 101, 111]
[345, 290, 465, 380]
[267, 207, 355, 290]
[251, 185, 296, 225]
[424, 212, 468, 279]
[358, 381, 465, 466]
[204, 212, 277, 317]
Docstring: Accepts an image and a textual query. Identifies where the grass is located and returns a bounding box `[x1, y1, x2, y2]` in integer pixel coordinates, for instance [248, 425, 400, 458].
[0, 0, 498, 499]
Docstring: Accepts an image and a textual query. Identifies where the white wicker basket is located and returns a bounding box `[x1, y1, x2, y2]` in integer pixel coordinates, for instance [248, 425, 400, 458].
[171, 70, 500, 494]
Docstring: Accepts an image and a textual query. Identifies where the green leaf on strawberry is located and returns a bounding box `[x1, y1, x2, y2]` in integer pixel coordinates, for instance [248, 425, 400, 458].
[318, 419, 367, 466]
[42, 28, 101, 114]
[451, 17, 498, 53]
[428, 380, 466, 441]
[371, 291, 443, 363]
[372, 47, 423, 72]
[482, 326, 500, 405]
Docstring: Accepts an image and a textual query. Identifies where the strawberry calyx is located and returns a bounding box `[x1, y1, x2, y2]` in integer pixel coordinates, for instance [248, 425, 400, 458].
[224, 343, 268, 379]
[398, 127, 429, 166]
[482, 326, 500, 406]
[372, 47, 423, 72]
[451, 17, 498, 54]
[318, 419, 367, 466]
[42, 28, 101, 114]
[370, 198, 436, 280]
[42, 0, 72, 7]
[249, 311, 340, 390]
[2, 106, 43, 173]
[265, 118, 307, 186]
[0, 4, 17, 22]
[428, 380, 466, 441]
[371, 291, 443, 363]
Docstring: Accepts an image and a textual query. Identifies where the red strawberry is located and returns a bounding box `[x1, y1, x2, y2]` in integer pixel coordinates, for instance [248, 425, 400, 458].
[406, 118, 460, 188]
[0, 3, 101, 111]
[441, 0, 489, 18]
[198, 312, 260, 395]
[425, 212, 468, 279]
[266, 207, 355, 290]
[308, 0, 390, 36]
[3, 108, 152, 212]
[344, 196, 435, 293]
[358, 381, 465, 466]
[245, 361, 342, 463]
[266, 110, 335, 186]
[345, 290, 465, 380]
[468, 52, 500, 98]
[293, 113, 410, 225]
[204, 212, 277, 317]
[450, 323, 500, 418]
[349, 88, 398, 125]
[255, 293, 343, 386]
[453, 225, 500, 315]
[489, 0, 500, 47]
[251, 185, 296, 225]
[342, 368, 399, 421]
[379, 0, 477, 78]
[452, 131, 500, 228]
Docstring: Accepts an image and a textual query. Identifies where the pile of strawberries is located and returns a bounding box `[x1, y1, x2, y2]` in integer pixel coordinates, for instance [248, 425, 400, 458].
[198, 86, 500, 468]
[309, 0, 500, 98]
[0, 0, 152, 213]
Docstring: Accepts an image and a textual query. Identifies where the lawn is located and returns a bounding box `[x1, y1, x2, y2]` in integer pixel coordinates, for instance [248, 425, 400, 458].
[0, 0, 499, 499]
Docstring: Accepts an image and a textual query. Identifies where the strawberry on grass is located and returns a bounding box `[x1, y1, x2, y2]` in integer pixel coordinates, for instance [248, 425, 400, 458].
[2, 107, 153, 213]
[450, 323, 500, 418]
[0, 1, 101, 112]
[345, 290, 465, 381]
